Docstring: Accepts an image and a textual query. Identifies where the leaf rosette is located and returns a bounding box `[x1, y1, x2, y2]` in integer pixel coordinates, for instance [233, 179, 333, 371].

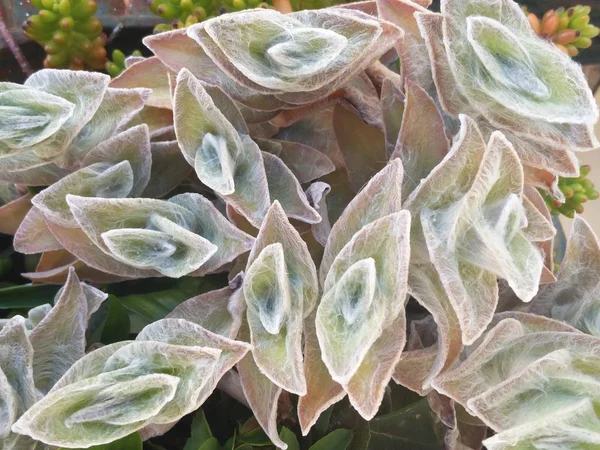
[417, 0, 599, 176]
[53, 193, 254, 278]
[0, 70, 149, 185]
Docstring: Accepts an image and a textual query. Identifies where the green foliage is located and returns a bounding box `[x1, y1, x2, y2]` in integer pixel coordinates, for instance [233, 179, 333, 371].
[148, 0, 273, 33]
[23, 0, 107, 69]
[106, 49, 143, 78]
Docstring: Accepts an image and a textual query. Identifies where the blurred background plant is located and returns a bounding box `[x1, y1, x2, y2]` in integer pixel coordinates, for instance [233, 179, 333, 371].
[105, 47, 141, 76]
[540, 165, 600, 218]
[22, 0, 107, 69]
[524, 4, 600, 55]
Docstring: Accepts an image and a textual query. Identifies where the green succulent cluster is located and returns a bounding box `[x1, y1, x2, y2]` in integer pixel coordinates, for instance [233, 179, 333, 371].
[105, 49, 143, 78]
[23, 0, 107, 69]
[526, 4, 600, 56]
[149, 0, 272, 33]
[540, 165, 599, 218]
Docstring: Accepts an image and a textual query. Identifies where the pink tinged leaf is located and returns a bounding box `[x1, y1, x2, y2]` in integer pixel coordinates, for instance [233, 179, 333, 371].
[142, 140, 193, 198]
[377, 0, 433, 91]
[415, 12, 471, 118]
[476, 119, 581, 178]
[63, 196, 218, 278]
[81, 124, 152, 197]
[431, 315, 584, 411]
[173, 69, 270, 226]
[46, 219, 163, 278]
[110, 57, 173, 109]
[255, 138, 335, 184]
[332, 102, 387, 193]
[13, 207, 62, 254]
[397, 263, 463, 392]
[305, 182, 332, 248]
[262, 152, 321, 224]
[317, 211, 411, 385]
[274, 101, 345, 169]
[137, 318, 252, 409]
[522, 186, 556, 284]
[124, 106, 174, 138]
[523, 166, 564, 203]
[30, 267, 107, 394]
[237, 322, 288, 450]
[24, 69, 111, 161]
[243, 201, 319, 395]
[167, 283, 246, 339]
[393, 347, 439, 395]
[144, 28, 285, 112]
[380, 76, 405, 155]
[392, 79, 449, 198]
[297, 312, 345, 436]
[343, 310, 407, 420]
[169, 193, 255, 276]
[191, 9, 391, 95]
[320, 159, 403, 285]
[341, 72, 383, 130]
[62, 87, 150, 167]
[22, 251, 133, 285]
[13, 341, 221, 448]
[531, 215, 600, 336]
[0, 193, 31, 235]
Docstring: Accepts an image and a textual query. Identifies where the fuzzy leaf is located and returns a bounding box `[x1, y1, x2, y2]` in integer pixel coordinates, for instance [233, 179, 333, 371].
[532, 215, 600, 336]
[30, 268, 107, 394]
[256, 138, 335, 184]
[13, 319, 228, 447]
[237, 322, 287, 450]
[168, 283, 245, 339]
[332, 103, 387, 193]
[316, 210, 411, 387]
[110, 57, 172, 109]
[321, 159, 404, 284]
[187, 9, 402, 103]
[173, 69, 270, 226]
[392, 79, 449, 198]
[262, 152, 321, 224]
[244, 201, 318, 394]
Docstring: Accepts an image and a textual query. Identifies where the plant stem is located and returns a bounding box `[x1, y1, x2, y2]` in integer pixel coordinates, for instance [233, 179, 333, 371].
[0, 9, 33, 77]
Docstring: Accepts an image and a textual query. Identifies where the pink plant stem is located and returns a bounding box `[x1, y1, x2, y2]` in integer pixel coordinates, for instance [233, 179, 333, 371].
[0, 9, 33, 77]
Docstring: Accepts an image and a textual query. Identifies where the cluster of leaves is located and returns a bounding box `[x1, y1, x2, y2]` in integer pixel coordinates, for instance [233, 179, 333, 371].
[22, 0, 107, 69]
[2, 0, 600, 448]
[526, 4, 599, 56]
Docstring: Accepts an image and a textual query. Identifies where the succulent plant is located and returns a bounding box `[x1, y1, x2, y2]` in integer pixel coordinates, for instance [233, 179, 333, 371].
[526, 4, 600, 56]
[2, 0, 600, 449]
[148, 0, 274, 33]
[105, 49, 143, 78]
[23, 0, 107, 69]
[539, 164, 599, 218]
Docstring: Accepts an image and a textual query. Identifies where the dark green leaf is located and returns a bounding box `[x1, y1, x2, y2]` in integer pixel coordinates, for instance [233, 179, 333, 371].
[116, 275, 226, 332]
[59, 433, 142, 450]
[184, 409, 213, 450]
[367, 399, 438, 450]
[279, 427, 299, 450]
[314, 406, 334, 437]
[198, 437, 221, 450]
[0, 283, 59, 309]
[238, 425, 271, 446]
[309, 429, 353, 450]
[101, 295, 131, 344]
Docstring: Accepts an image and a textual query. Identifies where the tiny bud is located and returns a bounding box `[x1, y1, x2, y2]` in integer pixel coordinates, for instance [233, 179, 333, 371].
[542, 12, 559, 36]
